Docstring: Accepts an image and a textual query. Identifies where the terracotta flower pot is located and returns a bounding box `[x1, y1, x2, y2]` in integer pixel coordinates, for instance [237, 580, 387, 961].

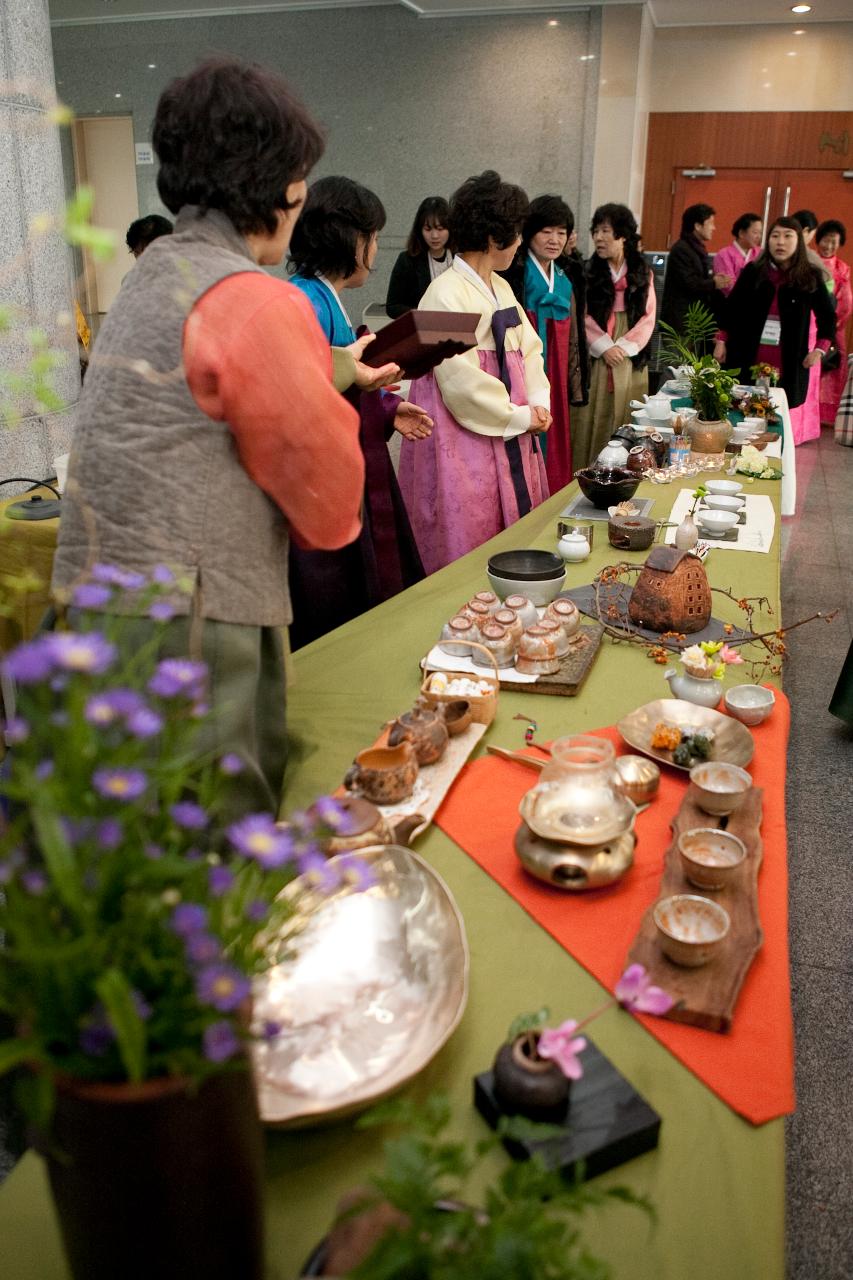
[42, 1066, 265, 1280]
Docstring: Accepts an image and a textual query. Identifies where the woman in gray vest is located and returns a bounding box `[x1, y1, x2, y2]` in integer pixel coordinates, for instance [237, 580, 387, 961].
[51, 58, 366, 818]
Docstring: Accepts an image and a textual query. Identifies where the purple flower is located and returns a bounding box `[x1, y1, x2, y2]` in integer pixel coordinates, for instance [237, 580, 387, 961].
[132, 991, 152, 1021]
[614, 964, 674, 1016]
[186, 932, 221, 965]
[1, 638, 55, 684]
[72, 582, 112, 609]
[184, 847, 203, 863]
[262, 1019, 281, 1041]
[152, 564, 175, 585]
[92, 768, 147, 801]
[245, 899, 268, 923]
[219, 753, 244, 776]
[59, 817, 95, 845]
[91, 564, 146, 591]
[170, 903, 207, 936]
[196, 963, 251, 1013]
[170, 801, 207, 831]
[126, 706, 163, 739]
[144, 842, 163, 860]
[21, 870, 48, 896]
[203, 1020, 240, 1063]
[80, 1021, 114, 1057]
[85, 689, 143, 726]
[147, 659, 207, 699]
[4, 717, 30, 745]
[35, 759, 54, 781]
[537, 1020, 588, 1081]
[227, 814, 295, 869]
[149, 600, 176, 623]
[49, 632, 116, 676]
[312, 795, 347, 831]
[336, 852, 375, 892]
[96, 818, 123, 850]
[190, 701, 209, 719]
[208, 865, 234, 897]
[297, 849, 338, 892]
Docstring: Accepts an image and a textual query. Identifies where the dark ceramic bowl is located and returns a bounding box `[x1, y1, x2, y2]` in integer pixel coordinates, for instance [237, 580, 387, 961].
[486, 549, 566, 582]
[574, 467, 641, 509]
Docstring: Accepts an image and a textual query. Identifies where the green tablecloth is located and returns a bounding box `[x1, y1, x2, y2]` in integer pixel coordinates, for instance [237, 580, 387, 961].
[0, 474, 785, 1280]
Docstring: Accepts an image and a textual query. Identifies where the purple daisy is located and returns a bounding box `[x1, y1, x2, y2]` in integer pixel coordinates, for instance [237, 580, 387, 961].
[92, 768, 147, 802]
[196, 963, 251, 1013]
[336, 852, 376, 893]
[144, 842, 163, 860]
[186, 932, 221, 965]
[151, 563, 175, 585]
[90, 564, 146, 591]
[170, 801, 208, 831]
[85, 688, 143, 726]
[219, 753, 244, 776]
[208, 865, 234, 897]
[170, 902, 207, 936]
[35, 759, 54, 781]
[298, 849, 338, 892]
[71, 582, 112, 609]
[203, 1020, 240, 1063]
[149, 600, 176, 623]
[96, 818, 123, 850]
[147, 659, 208, 699]
[21, 869, 48, 896]
[1, 637, 56, 684]
[49, 632, 116, 676]
[126, 706, 163, 739]
[312, 795, 347, 831]
[227, 814, 295, 869]
[4, 716, 30, 745]
[245, 899, 268, 923]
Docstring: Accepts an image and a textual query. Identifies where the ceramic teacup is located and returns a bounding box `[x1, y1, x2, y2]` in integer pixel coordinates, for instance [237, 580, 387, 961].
[344, 742, 418, 804]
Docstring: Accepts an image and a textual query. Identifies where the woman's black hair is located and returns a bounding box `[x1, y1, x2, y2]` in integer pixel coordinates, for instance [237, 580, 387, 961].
[522, 194, 574, 251]
[287, 176, 386, 280]
[448, 171, 529, 253]
[732, 212, 762, 238]
[153, 56, 324, 236]
[126, 214, 173, 253]
[406, 197, 450, 257]
[590, 202, 640, 250]
[816, 218, 847, 247]
[790, 209, 818, 233]
[756, 216, 816, 291]
[680, 203, 715, 239]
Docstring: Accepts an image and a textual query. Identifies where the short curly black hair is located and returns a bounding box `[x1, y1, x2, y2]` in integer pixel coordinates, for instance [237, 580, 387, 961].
[590, 202, 640, 251]
[816, 218, 846, 247]
[152, 57, 324, 236]
[448, 171, 529, 254]
[126, 214, 173, 253]
[287, 176, 386, 280]
[522, 194, 574, 249]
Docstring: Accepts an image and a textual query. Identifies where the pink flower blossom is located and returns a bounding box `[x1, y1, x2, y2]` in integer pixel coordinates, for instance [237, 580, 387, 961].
[615, 964, 674, 1016]
[719, 644, 744, 666]
[536, 1019, 588, 1080]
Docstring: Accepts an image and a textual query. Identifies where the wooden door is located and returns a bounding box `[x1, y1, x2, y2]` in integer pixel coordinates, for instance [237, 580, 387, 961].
[669, 169, 775, 254]
[778, 169, 853, 259]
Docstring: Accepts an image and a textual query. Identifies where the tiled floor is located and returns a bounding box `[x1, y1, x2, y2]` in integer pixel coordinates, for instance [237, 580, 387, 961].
[781, 429, 853, 1280]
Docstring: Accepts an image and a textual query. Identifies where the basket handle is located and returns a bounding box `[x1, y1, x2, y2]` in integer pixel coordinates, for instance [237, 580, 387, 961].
[436, 638, 500, 682]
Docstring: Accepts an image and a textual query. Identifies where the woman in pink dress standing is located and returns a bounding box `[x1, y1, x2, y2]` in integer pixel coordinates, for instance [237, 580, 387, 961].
[816, 220, 852, 427]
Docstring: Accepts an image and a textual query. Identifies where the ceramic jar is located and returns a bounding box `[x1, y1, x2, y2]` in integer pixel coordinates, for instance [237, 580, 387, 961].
[663, 668, 722, 709]
[537, 617, 571, 658]
[648, 432, 668, 467]
[685, 418, 733, 455]
[596, 438, 630, 469]
[544, 597, 581, 638]
[516, 626, 561, 675]
[626, 443, 657, 474]
[557, 528, 591, 563]
[473, 622, 516, 669]
[674, 513, 699, 551]
[471, 590, 501, 614]
[459, 599, 492, 629]
[493, 607, 524, 645]
[492, 1033, 570, 1120]
[503, 594, 539, 629]
[438, 614, 477, 656]
[388, 705, 449, 765]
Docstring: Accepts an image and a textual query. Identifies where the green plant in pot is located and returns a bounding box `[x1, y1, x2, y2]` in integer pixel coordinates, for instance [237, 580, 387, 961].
[0, 568, 365, 1280]
[659, 304, 740, 454]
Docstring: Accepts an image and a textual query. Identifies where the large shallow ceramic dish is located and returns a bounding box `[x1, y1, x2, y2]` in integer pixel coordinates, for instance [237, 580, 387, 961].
[574, 467, 641, 509]
[252, 845, 468, 1127]
[616, 699, 754, 772]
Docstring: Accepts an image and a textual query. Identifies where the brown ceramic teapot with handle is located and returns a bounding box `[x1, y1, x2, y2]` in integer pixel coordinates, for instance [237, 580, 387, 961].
[387, 703, 449, 765]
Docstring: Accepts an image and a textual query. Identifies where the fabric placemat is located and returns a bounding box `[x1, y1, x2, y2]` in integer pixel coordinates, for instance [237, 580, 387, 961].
[664, 488, 776, 553]
[435, 692, 794, 1126]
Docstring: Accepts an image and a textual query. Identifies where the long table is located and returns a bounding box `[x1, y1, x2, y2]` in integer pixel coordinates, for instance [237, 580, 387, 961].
[0, 473, 785, 1279]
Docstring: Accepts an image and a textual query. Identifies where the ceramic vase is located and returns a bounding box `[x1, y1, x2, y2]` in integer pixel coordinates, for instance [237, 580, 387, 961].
[492, 1033, 570, 1120]
[43, 1068, 265, 1280]
[664, 668, 722, 709]
[674, 514, 699, 552]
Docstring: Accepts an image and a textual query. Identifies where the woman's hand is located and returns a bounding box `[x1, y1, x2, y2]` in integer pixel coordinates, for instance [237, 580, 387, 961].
[603, 346, 626, 368]
[713, 340, 727, 363]
[393, 401, 433, 440]
[803, 350, 823, 369]
[713, 272, 733, 291]
[528, 405, 552, 434]
[347, 333, 401, 392]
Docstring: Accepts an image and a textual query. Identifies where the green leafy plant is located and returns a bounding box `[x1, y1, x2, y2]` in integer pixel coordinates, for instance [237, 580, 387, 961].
[659, 301, 718, 361]
[0, 567, 367, 1124]
[658, 303, 740, 422]
[340, 1092, 653, 1280]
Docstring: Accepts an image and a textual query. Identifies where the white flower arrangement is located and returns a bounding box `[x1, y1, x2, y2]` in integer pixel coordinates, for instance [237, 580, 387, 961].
[734, 444, 778, 480]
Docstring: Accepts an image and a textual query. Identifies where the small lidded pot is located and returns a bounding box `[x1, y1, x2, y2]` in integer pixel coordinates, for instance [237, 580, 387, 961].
[504, 594, 539, 629]
[537, 617, 571, 659]
[313, 795, 394, 856]
[387, 703, 449, 765]
[557, 528, 591, 564]
[471, 590, 502, 615]
[473, 621, 516, 669]
[544, 597, 580, 639]
[438, 614, 477, 656]
[493, 607, 523, 646]
[516, 625, 561, 675]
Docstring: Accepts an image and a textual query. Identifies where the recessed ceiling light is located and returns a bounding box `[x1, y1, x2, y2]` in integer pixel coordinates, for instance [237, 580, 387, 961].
[547, 19, 559, 26]
[762, 82, 772, 88]
[791, 5, 811, 13]
[793, 28, 805, 34]
[147, 63, 157, 69]
[579, 54, 596, 61]
[114, 92, 122, 98]
[787, 50, 797, 55]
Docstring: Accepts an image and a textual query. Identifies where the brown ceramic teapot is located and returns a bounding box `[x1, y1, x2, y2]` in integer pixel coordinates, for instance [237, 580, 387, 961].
[387, 704, 449, 765]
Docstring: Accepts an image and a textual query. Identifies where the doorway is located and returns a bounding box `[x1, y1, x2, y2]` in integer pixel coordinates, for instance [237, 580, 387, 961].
[71, 116, 139, 325]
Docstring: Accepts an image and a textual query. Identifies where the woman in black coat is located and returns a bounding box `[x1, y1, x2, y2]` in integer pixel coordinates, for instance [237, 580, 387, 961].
[715, 216, 836, 409]
[385, 196, 452, 318]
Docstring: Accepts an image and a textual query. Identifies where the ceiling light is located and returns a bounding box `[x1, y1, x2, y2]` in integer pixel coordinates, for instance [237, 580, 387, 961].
[787, 50, 797, 55]
[793, 28, 805, 34]
[114, 92, 122, 98]
[547, 19, 559, 26]
[148, 63, 157, 69]
[762, 82, 772, 88]
[791, 5, 811, 13]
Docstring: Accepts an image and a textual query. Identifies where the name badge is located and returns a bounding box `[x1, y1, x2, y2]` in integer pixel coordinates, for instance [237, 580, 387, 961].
[760, 317, 781, 346]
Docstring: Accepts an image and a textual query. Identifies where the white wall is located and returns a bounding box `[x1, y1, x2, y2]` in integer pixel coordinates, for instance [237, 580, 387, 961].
[590, 3, 653, 231]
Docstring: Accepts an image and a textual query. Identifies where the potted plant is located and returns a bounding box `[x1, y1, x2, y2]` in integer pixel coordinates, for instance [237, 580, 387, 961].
[658, 304, 739, 453]
[0, 566, 364, 1280]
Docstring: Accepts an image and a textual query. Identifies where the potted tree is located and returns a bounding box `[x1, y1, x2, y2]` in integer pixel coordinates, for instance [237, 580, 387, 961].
[659, 303, 739, 454]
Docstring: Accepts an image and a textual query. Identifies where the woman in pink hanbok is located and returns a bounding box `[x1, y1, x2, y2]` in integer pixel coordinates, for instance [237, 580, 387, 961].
[398, 171, 551, 575]
[816, 219, 852, 427]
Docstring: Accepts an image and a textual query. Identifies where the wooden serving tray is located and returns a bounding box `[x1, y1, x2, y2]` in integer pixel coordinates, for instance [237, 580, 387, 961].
[422, 624, 603, 698]
[625, 784, 764, 1033]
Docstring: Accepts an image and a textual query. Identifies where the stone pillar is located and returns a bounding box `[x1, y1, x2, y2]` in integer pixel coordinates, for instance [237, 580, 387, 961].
[0, 0, 79, 495]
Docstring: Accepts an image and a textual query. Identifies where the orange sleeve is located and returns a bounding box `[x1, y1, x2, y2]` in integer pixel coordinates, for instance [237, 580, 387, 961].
[183, 272, 364, 551]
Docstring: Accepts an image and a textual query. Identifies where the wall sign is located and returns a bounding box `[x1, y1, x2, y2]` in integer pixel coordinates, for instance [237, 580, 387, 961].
[135, 142, 154, 166]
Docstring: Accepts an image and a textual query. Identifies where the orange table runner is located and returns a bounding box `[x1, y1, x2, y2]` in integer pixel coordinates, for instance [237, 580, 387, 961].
[435, 692, 794, 1125]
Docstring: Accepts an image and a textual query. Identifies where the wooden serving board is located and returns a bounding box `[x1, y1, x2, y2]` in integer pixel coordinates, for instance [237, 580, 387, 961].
[625, 784, 764, 1033]
[422, 624, 603, 698]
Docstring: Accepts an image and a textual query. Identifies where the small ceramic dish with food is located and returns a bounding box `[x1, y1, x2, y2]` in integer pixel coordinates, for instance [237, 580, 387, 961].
[689, 761, 752, 816]
[704, 479, 743, 497]
[696, 509, 739, 536]
[724, 684, 775, 726]
[678, 828, 747, 891]
[653, 894, 730, 967]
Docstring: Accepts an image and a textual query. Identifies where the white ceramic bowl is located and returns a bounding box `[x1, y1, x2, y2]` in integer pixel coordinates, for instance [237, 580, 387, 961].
[724, 684, 775, 726]
[741, 417, 764, 431]
[654, 894, 730, 967]
[697, 509, 739, 535]
[678, 828, 747, 892]
[487, 570, 565, 607]
[704, 479, 743, 497]
[689, 761, 753, 817]
[704, 494, 744, 512]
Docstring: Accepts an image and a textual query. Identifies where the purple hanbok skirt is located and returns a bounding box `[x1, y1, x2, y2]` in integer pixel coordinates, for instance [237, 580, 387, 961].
[398, 350, 549, 575]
